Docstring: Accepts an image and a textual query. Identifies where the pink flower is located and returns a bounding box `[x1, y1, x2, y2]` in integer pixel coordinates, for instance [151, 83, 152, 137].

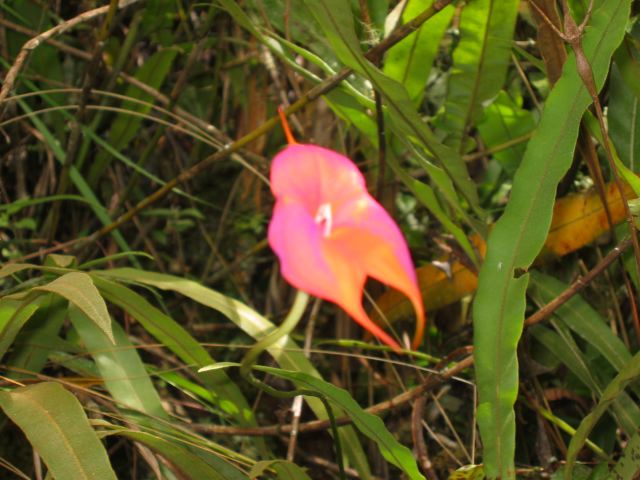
[267, 115, 425, 350]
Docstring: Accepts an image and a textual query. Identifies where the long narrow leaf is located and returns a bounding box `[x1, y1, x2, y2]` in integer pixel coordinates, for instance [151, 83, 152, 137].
[0, 297, 42, 360]
[441, 0, 519, 150]
[301, 0, 481, 216]
[89, 274, 257, 430]
[96, 267, 373, 478]
[254, 365, 424, 480]
[383, 0, 454, 105]
[565, 350, 640, 479]
[69, 306, 167, 418]
[472, 1, 631, 477]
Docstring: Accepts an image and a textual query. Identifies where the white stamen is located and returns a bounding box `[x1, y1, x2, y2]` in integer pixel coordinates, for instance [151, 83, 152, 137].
[315, 203, 333, 237]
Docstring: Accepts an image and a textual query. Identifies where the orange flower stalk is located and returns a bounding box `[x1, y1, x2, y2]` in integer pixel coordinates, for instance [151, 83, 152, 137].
[267, 109, 425, 350]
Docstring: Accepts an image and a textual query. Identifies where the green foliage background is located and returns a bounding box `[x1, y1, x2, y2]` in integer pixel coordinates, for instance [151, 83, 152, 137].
[1, 1, 640, 479]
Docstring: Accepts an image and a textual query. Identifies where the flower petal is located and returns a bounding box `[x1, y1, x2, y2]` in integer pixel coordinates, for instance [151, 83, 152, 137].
[327, 201, 426, 350]
[268, 199, 337, 301]
[271, 144, 366, 212]
[319, 251, 402, 350]
[268, 142, 425, 350]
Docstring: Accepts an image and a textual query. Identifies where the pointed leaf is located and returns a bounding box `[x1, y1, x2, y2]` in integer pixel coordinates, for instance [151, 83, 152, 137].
[34, 272, 113, 344]
[254, 365, 424, 480]
[566, 350, 640, 479]
[0, 297, 42, 360]
[89, 274, 257, 429]
[383, 0, 454, 105]
[472, 1, 631, 477]
[95, 267, 373, 478]
[441, 0, 520, 149]
[300, 0, 482, 216]
[69, 306, 167, 418]
[0, 382, 116, 480]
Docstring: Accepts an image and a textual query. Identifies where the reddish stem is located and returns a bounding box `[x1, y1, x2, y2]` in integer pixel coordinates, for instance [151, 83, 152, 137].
[277, 106, 297, 145]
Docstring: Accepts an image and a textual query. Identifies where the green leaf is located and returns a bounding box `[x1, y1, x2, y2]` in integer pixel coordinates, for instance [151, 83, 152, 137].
[301, 0, 482, 217]
[250, 460, 312, 480]
[0, 382, 117, 480]
[441, 0, 520, 150]
[88, 48, 179, 186]
[104, 427, 248, 480]
[472, 1, 631, 477]
[96, 268, 373, 478]
[383, 0, 454, 105]
[69, 306, 167, 418]
[609, 63, 640, 171]
[530, 323, 640, 434]
[529, 272, 633, 373]
[565, 350, 640, 479]
[7, 294, 67, 377]
[34, 272, 114, 344]
[0, 262, 37, 279]
[89, 274, 257, 429]
[477, 91, 535, 176]
[253, 365, 424, 479]
[0, 297, 42, 361]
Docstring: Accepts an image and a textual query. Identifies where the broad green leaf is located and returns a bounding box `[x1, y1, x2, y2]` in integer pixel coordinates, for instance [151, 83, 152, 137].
[88, 48, 179, 186]
[69, 306, 167, 418]
[96, 267, 373, 479]
[34, 272, 113, 344]
[0, 382, 117, 480]
[0, 297, 42, 360]
[477, 91, 535, 176]
[472, 1, 631, 477]
[301, 0, 482, 217]
[441, 0, 519, 150]
[254, 365, 424, 480]
[383, 0, 454, 105]
[250, 460, 312, 480]
[89, 274, 257, 430]
[565, 350, 640, 479]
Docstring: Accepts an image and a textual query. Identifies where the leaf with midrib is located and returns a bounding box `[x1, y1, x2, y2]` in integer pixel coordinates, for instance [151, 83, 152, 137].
[34, 271, 114, 344]
[0, 382, 116, 480]
[472, 1, 631, 477]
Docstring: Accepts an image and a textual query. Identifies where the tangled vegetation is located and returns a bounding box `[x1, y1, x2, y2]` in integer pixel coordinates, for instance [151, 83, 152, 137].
[1, 0, 640, 479]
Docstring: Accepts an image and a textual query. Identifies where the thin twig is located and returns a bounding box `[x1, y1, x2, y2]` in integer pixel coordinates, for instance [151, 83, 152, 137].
[3, 0, 453, 259]
[524, 237, 632, 327]
[412, 394, 439, 479]
[194, 235, 633, 438]
[0, 0, 142, 119]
